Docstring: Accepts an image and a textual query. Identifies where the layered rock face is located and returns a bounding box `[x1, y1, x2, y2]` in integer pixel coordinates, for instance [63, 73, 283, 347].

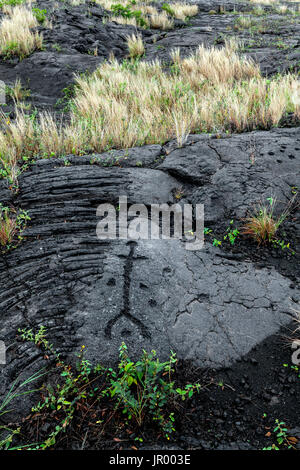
[0, 128, 299, 406]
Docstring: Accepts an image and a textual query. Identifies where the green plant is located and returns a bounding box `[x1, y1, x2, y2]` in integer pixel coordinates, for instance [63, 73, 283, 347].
[283, 363, 300, 378]
[263, 419, 296, 450]
[16, 328, 202, 446]
[162, 3, 175, 17]
[108, 343, 201, 438]
[17, 327, 96, 449]
[223, 219, 239, 245]
[0, 367, 48, 450]
[32, 8, 47, 24]
[52, 43, 62, 52]
[0, 0, 23, 7]
[0, 427, 21, 450]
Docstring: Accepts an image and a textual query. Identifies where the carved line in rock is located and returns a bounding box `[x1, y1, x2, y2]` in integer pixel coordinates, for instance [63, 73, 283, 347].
[104, 241, 151, 340]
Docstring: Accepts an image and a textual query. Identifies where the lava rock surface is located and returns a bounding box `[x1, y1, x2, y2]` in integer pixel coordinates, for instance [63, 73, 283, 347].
[0, 128, 299, 409]
[0, 0, 299, 446]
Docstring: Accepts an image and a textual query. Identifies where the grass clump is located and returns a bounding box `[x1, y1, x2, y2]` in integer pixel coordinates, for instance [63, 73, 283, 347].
[149, 10, 174, 29]
[0, 203, 30, 250]
[0, 5, 43, 59]
[6, 78, 31, 102]
[241, 197, 293, 245]
[126, 33, 145, 58]
[170, 2, 198, 20]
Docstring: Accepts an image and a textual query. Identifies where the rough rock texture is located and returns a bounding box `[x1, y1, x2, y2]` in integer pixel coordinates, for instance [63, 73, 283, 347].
[0, 127, 299, 408]
[0, 1, 299, 436]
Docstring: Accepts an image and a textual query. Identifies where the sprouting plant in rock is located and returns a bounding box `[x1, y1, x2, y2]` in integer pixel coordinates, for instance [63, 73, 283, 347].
[174, 186, 184, 200]
[263, 419, 297, 450]
[223, 219, 240, 245]
[203, 220, 240, 248]
[283, 363, 300, 379]
[0, 204, 30, 251]
[241, 196, 295, 246]
[212, 238, 222, 247]
[17, 326, 95, 449]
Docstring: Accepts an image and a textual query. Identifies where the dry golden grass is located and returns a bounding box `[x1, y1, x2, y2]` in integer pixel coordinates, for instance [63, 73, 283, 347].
[126, 34, 145, 58]
[109, 15, 139, 27]
[171, 39, 260, 84]
[0, 5, 43, 59]
[138, 5, 158, 16]
[0, 42, 299, 174]
[149, 11, 174, 29]
[92, 0, 114, 9]
[171, 2, 198, 20]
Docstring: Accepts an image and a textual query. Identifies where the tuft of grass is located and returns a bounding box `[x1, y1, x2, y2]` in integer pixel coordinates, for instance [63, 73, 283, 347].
[241, 197, 292, 244]
[98, 1, 197, 29]
[126, 33, 145, 58]
[234, 15, 257, 30]
[0, 207, 17, 246]
[0, 5, 43, 59]
[109, 15, 138, 26]
[6, 78, 30, 102]
[171, 2, 198, 20]
[150, 11, 174, 29]
[0, 203, 30, 249]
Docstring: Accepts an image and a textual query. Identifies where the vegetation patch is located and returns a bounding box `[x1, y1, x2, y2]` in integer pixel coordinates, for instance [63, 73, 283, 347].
[97, 0, 198, 30]
[0, 203, 30, 251]
[1, 40, 299, 180]
[0, 5, 43, 60]
[0, 326, 202, 450]
[126, 33, 145, 58]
